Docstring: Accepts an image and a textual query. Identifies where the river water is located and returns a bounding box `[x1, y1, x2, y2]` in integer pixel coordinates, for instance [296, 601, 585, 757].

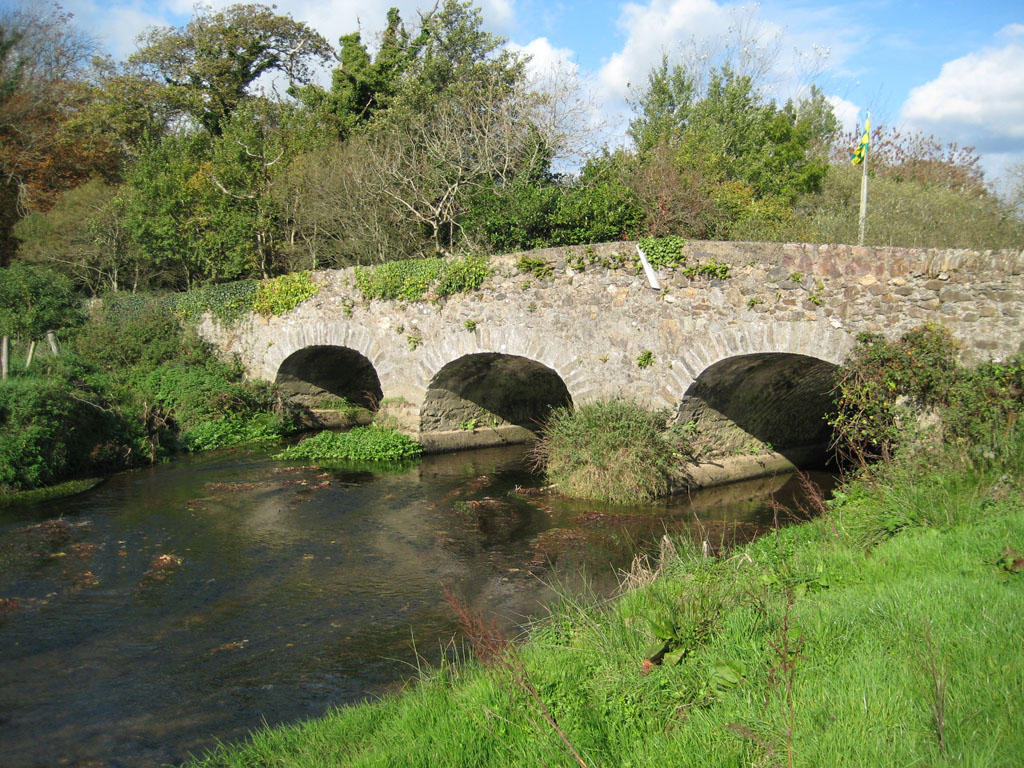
[0, 444, 833, 767]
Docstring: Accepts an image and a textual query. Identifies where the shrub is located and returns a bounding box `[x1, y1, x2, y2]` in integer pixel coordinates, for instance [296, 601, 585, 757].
[0, 371, 138, 491]
[182, 413, 292, 452]
[532, 400, 681, 503]
[276, 426, 423, 462]
[830, 324, 1024, 463]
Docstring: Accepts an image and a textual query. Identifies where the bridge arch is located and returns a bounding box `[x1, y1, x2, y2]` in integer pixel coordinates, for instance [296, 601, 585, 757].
[274, 345, 383, 410]
[419, 353, 572, 433]
[676, 352, 838, 466]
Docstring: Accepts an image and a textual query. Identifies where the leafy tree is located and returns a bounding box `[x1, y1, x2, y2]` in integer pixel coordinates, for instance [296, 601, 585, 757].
[0, 262, 81, 377]
[0, 4, 112, 264]
[297, 8, 425, 138]
[14, 179, 141, 295]
[130, 3, 333, 135]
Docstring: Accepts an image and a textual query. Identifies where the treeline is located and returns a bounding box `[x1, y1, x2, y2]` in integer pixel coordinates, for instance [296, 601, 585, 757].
[2, 0, 1022, 298]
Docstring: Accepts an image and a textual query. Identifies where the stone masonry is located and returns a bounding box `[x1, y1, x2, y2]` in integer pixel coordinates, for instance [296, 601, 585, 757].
[197, 240, 1024, 457]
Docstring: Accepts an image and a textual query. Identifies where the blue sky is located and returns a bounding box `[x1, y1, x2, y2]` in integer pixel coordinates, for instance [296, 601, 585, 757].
[64, 0, 1024, 183]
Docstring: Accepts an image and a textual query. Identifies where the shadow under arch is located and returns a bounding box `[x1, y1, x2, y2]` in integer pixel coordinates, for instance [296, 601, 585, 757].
[420, 353, 572, 433]
[274, 345, 383, 410]
[676, 352, 838, 466]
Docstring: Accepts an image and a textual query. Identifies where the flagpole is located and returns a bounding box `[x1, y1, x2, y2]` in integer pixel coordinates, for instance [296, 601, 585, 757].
[858, 110, 870, 246]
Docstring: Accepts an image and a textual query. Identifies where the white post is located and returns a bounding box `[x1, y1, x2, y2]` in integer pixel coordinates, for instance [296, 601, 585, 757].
[858, 111, 870, 246]
[635, 245, 662, 291]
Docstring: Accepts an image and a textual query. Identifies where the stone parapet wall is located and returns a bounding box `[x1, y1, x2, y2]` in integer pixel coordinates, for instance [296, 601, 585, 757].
[198, 239, 1024, 448]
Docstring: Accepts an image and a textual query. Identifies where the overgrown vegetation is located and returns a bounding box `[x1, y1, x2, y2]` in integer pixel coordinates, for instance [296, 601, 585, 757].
[276, 426, 422, 462]
[354, 254, 491, 302]
[0, 292, 298, 493]
[830, 323, 1024, 463]
[532, 399, 688, 503]
[189, 397, 1024, 768]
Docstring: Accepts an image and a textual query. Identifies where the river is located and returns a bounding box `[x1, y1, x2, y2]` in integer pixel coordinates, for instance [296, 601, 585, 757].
[0, 444, 833, 767]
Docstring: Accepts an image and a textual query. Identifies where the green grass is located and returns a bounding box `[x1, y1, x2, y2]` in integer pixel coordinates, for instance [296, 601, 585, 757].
[190, 429, 1023, 767]
[532, 399, 684, 503]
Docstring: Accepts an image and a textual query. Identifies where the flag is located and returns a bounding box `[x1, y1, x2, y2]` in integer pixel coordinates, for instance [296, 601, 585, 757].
[851, 117, 870, 165]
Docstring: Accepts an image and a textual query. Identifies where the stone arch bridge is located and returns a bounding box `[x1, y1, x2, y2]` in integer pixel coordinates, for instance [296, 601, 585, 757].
[198, 240, 1023, 477]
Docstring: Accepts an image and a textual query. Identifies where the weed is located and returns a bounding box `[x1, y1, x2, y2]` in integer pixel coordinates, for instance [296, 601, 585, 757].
[747, 297, 764, 309]
[808, 294, 822, 306]
[464, 319, 477, 332]
[637, 235, 686, 268]
[275, 426, 422, 462]
[341, 299, 354, 318]
[527, 303, 537, 313]
[406, 333, 422, 350]
[355, 254, 491, 302]
[252, 272, 319, 317]
[394, 324, 404, 335]
[516, 255, 554, 280]
[683, 258, 731, 280]
[532, 399, 681, 503]
[790, 272, 803, 283]
[636, 350, 655, 369]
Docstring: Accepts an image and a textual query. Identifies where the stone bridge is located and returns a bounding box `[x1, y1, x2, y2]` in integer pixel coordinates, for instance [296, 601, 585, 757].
[198, 240, 1024, 475]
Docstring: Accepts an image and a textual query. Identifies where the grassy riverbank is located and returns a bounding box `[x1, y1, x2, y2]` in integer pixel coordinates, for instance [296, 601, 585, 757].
[189, 425, 1023, 767]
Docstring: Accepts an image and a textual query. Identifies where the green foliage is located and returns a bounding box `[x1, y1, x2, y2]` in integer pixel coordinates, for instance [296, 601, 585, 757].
[636, 350, 655, 369]
[830, 324, 1023, 463]
[515, 255, 554, 280]
[173, 280, 260, 323]
[276, 426, 423, 462]
[533, 399, 681, 503]
[1, 289, 298, 492]
[252, 271, 319, 316]
[182, 412, 291, 451]
[75, 292, 185, 370]
[463, 171, 644, 254]
[0, 373, 128, 491]
[797, 162, 1024, 249]
[354, 254, 491, 301]
[463, 319, 477, 332]
[682, 258, 730, 280]
[130, 3, 332, 136]
[637, 235, 686, 268]
[0, 261, 83, 340]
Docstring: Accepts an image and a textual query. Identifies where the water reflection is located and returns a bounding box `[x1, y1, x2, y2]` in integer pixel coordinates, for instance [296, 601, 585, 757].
[0, 445, 832, 767]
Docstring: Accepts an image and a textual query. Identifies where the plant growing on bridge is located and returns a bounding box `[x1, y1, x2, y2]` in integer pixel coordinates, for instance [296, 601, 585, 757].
[252, 272, 320, 317]
[637, 235, 686, 268]
[682, 258, 730, 280]
[173, 280, 261, 324]
[516, 255, 554, 280]
[636, 350, 655, 369]
[354, 254, 491, 302]
[464, 319, 477, 332]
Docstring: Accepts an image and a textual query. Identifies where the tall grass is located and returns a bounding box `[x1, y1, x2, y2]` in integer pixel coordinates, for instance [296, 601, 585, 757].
[532, 399, 683, 503]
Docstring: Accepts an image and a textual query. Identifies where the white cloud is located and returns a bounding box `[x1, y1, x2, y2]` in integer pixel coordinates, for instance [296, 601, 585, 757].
[508, 37, 578, 81]
[900, 24, 1024, 154]
[598, 0, 729, 99]
[826, 94, 861, 133]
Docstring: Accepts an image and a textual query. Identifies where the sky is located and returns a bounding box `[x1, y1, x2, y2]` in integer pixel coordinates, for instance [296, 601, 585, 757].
[60, 0, 1024, 186]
